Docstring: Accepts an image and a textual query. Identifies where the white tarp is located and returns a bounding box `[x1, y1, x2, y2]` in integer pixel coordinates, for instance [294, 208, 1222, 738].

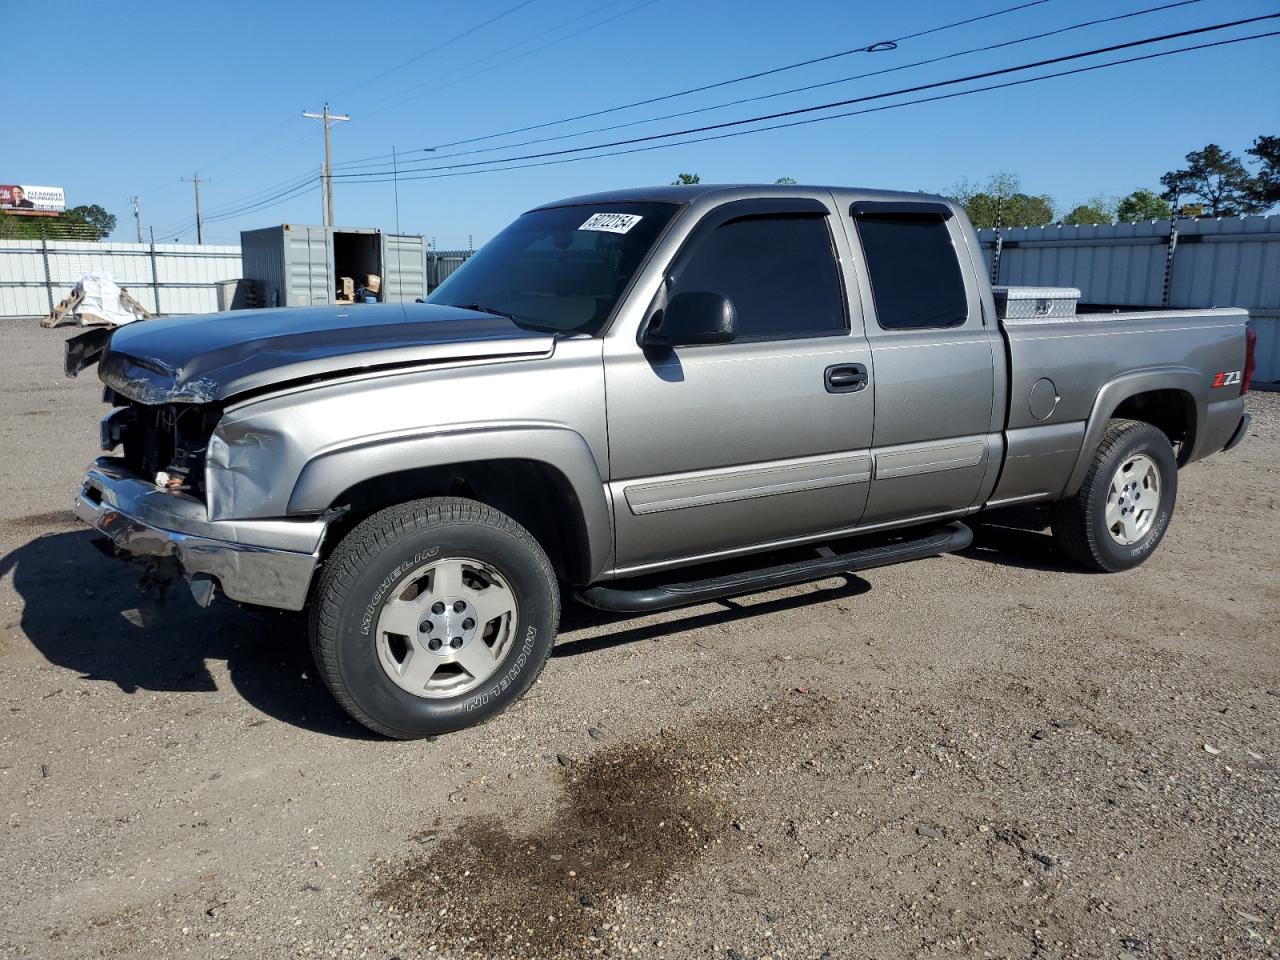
[76, 273, 145, 326]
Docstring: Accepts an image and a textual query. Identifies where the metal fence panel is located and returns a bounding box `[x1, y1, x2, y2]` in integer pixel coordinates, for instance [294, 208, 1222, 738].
[978, 215, 1280, 383]
[1168, 216, 1280, 310]
[979, 221, 1170, 305]
[427, 249, 473, 291]
[0, 238, 241, 320]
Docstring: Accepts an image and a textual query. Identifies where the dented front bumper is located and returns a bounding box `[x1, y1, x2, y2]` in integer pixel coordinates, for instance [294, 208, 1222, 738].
[73, 458, 325, 610]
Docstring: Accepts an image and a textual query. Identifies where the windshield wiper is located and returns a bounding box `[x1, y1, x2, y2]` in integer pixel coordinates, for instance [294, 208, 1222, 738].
[457, 302, 515, 321]
[454, 302, 563, 335]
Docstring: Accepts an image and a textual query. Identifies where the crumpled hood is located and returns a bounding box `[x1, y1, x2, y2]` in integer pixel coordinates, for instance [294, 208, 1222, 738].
[99, 302, 555, 404]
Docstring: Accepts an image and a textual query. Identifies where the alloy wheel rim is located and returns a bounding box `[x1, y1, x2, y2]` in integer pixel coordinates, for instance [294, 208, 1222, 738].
[374, 557, 518, 699]
[1105, 454, 1160, 546]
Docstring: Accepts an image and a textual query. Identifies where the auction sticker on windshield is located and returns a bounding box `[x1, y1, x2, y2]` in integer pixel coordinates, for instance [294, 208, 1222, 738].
[578, 212, 643, 234]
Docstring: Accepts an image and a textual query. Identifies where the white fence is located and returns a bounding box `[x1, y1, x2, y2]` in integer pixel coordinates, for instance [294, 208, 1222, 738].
[978, 215, 1280, 384]
[0, 238, 242, 319]
[5, 222, 1276, 383]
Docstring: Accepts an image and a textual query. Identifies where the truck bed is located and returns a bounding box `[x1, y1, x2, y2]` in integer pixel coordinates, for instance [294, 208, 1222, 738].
[988, 304, 1250, 509]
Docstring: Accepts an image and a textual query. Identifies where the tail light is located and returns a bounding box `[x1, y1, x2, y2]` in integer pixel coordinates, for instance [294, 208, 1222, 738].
[1242, 327, 1257, 395]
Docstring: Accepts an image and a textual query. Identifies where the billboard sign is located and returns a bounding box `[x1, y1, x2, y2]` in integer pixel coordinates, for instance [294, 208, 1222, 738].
[1, 184, 66, 216]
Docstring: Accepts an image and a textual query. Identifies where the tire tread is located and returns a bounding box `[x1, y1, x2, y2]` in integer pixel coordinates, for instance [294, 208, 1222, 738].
[1051, 418, 1165, 572]
[308, 497, 558, 739]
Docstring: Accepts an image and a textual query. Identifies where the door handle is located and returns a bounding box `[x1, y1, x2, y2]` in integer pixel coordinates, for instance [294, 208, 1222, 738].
[824, 363, 868, 394]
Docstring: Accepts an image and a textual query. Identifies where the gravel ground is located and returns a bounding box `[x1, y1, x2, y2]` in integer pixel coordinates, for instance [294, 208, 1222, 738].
[0, 322, 1276, 960]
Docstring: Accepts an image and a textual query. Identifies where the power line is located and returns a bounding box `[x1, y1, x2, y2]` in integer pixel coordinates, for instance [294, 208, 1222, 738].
[423, 0, 635, 77]
[198, 169, 318, 218]
[333, 0, 1044, 170]
[331, 0, 540, 101]
[201, 176, 322, 225]
[355, 0, 664, 125]
[156, 169, 318, 235]
[154, 27, 1278, 239]
[202, 185, 320, 226]
[337, 28, 1280, 186]
[150, 169, 317, 241]
[334, 0, 652, 158]
[151, 3, 538, 198]
[151, 216, 196, 241]
[158, 176, 322, 239]
[191, 107, 323, 182]
[333, 13, 1279, 179]
[417, 0, 1053, 154]
[356, 0, 1204, 170]
[148, 8, 1269, 238]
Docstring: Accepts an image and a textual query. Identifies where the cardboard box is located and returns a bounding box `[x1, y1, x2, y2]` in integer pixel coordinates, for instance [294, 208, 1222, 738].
[363, 274, 381, 294]
[337, 276, 354, 300]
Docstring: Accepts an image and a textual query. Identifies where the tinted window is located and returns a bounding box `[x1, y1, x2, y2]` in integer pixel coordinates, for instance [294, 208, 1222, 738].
[855, 215, 968, 329]
[430, 202, 678, 335]
[671, 215, 846, 342]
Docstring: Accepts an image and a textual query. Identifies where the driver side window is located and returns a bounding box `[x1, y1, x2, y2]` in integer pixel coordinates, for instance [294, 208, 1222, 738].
[671, 214, 847, 342]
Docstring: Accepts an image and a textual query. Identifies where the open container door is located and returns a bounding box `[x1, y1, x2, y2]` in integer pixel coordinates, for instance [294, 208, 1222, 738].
[381, 233, 428, 303]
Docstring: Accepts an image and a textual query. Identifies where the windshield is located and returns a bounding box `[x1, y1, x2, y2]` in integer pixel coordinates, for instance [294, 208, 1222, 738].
[429, 201, 680, 335]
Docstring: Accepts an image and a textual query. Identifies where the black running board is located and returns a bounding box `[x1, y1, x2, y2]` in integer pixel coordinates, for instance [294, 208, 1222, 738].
[578, 521, 972, 613]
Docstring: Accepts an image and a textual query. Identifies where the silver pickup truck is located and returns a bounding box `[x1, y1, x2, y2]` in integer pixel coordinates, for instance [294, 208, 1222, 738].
[73, 184, 1257, 738]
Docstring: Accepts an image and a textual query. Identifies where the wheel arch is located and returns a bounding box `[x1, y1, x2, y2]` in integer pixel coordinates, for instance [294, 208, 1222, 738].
[290, 426, 613, 584]
[1063, 369, 1203, 498]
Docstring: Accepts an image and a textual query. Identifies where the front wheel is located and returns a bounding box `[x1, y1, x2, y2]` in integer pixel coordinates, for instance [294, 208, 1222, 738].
[309, 497, 559, 739]
[1051, 419, 1178, 573]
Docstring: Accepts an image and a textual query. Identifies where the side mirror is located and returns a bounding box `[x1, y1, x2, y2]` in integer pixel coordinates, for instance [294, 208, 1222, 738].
[642, 290, 736, 348]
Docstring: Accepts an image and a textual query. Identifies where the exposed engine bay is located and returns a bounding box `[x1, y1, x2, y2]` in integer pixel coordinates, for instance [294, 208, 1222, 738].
[103, 395, 221, 498]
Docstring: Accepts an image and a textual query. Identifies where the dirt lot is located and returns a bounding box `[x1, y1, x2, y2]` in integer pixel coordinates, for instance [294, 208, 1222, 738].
[0, 322, 1276, 960]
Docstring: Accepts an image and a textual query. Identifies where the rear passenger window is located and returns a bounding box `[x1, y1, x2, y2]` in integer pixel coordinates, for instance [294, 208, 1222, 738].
[672, 215, 846, 342]
[855, 215, 968, 330]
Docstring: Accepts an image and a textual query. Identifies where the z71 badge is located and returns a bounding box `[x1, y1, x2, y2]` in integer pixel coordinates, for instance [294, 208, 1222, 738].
[1211, 371, 1242, 388]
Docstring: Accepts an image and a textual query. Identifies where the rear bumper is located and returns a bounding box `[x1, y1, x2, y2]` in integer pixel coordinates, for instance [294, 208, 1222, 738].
[1223, 411, 1251, 452]
[73, 458, 324, 610]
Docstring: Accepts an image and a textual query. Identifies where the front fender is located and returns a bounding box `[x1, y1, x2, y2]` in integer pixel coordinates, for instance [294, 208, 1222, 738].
[287, 423, 614, 579]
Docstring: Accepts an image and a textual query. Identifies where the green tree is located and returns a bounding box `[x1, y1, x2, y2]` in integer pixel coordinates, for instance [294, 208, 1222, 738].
[1061, 196, 1114, 225]
[1116, 189, 1172, 222]
[66, 204, 117, 239]
[0, 202, 118, 241]
[670, 173, 701, 185]
[1160, 143, 1264, 216]
[949, 173, 1054, 228]
[774, 176, 797, 185]
[1246, 134, 1279, 209]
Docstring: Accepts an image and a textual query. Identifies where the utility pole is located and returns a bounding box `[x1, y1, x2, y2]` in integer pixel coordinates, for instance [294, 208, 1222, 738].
[130, 195, 142, 243]
[320, 164, 328, 226]
[182, 173, 208, 244]
[303, 103, 350, 227]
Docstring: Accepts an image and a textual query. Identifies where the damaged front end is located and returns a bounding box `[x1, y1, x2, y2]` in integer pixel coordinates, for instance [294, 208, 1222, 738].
[98, 349, 221, 405]
[80, 370, 323, 612]
[102, 396, 223, 497]
[69, 301, 555, 610]
[75, 458, 324, 610]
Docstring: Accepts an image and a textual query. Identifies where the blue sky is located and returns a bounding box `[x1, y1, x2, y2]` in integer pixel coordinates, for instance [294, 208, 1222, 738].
[4, 0, 1277, 246]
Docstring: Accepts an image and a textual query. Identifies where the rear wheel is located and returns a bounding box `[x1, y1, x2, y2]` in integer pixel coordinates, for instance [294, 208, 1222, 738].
[1051, 419, 1178, 572]
[309, 497, 559, 739]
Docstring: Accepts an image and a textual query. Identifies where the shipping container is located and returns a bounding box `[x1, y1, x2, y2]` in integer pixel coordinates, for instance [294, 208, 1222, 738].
[239, 224, 428, 307]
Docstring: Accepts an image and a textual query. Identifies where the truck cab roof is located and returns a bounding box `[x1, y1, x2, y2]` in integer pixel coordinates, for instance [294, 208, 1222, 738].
[530, 183, 956, 212]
